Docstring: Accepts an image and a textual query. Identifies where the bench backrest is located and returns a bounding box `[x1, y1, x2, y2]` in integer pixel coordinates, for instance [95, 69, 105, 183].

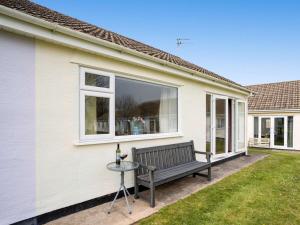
[132, 141, 196, 176]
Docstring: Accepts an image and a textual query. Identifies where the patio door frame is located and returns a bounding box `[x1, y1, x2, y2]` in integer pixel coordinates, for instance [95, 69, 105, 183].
[257, 116, 289, 149]
[211, 95, 228, 157]
[235, 100, 247, 152]
[272, 116, 288, 149]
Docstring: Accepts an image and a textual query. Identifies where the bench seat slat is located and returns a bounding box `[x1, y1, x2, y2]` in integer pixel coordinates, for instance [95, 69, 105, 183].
[137, 161, 209, 183]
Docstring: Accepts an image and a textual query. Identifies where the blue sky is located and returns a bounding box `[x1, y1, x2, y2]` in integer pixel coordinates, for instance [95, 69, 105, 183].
[34, 0, 300, 85]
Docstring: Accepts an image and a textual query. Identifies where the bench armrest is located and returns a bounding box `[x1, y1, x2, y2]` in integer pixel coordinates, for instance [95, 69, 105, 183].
[194, 150, 212, 163]
[139, 163, 157, 171]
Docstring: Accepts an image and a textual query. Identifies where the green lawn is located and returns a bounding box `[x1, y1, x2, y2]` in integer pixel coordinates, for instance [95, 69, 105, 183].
[138, 149, 300, 225]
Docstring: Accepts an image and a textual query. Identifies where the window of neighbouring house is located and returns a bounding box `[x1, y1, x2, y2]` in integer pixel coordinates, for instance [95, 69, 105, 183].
[287, 116, 293, 148]
[254, 117, 258, 138]
[80, 67, 179, 141]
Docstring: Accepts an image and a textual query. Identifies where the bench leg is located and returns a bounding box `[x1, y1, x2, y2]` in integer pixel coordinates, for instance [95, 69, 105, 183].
[150, 184, 155, 208]
[208, 167, 212, 181]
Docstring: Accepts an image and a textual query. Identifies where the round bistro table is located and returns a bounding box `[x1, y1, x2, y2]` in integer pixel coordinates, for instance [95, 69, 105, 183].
[106, 161, 139, 214]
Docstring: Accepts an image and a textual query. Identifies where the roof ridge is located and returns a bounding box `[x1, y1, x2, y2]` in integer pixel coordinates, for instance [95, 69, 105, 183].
[246, 79, 300, 87]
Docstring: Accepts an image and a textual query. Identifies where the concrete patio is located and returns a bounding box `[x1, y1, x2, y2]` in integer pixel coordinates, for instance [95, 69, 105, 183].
[47, 153, 267, 225]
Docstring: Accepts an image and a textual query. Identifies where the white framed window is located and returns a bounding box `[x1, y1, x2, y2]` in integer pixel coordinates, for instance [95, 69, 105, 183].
[79, 67, 179, 142]
[80, 67, 115, 93]
[80, 90, 114, 140]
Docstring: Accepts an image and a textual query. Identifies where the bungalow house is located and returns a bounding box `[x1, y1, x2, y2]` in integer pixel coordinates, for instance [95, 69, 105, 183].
[0, 0, 250, 224]
[247, 80, 300, 150]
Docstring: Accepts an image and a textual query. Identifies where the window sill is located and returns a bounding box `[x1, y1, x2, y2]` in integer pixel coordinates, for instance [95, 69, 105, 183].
[74, 132, 183, 146]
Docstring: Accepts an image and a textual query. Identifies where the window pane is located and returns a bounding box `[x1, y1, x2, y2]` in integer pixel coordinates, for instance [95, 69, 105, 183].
[238, 102, 245, 149]
[274, 118, 284, 146]
[115, 77, 178, 136]
[216, 99, 226, 154]
[288, 116, 293, 147]
[261, 118, 270, 138]
[85, 96, 109, 135]
[254, 117, 258, 138]
[206, 95, 211, 152]
[85, 72, 110, 88]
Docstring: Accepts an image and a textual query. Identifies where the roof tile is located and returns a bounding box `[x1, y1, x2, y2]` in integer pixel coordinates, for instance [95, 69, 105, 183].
[247, 80, 300, 111]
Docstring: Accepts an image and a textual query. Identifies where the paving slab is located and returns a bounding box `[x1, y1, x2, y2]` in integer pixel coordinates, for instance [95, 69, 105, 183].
[46, 153, 267, 225]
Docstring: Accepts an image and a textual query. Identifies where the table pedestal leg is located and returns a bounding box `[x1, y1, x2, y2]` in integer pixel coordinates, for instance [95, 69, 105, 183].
[107, 171, 134, 214]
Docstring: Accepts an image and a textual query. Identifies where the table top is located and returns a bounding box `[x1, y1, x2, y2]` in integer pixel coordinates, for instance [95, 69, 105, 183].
[106, 161, 139, 172]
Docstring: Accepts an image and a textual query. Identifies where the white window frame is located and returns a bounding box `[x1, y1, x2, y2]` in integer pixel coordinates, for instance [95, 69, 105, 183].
[235, 100, 247, 152]
[79, 67, 181, 143]
[80, 67, 115, 93]
[212, 95, 228, 157]
[80, 90, 115, 141]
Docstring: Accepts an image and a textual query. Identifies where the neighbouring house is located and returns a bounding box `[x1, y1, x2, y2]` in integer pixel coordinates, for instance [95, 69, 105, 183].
[247, 80, 300, 150]
[0, 0, 251, 224]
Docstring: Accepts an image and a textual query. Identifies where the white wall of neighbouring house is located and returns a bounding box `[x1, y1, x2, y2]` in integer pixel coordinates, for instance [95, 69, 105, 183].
[0, 30, 36, 225]
[294, 114, 300, 150]
[247, 113, 300, 150]
[34, 39, 248, 216]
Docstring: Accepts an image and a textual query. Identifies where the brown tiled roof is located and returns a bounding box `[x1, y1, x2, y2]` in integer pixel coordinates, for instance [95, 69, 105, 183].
[247, 80, 300, 111]
[0, 0, 245, 88]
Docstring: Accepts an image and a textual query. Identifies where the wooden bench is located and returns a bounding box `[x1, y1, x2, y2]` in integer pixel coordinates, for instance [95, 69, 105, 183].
[132, 141, 212, 207]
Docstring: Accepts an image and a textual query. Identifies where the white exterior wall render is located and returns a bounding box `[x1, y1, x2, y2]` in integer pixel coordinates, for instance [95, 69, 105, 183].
[35, 40, 248, 215]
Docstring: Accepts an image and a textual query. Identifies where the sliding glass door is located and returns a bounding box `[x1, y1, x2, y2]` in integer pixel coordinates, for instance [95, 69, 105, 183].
[254, 116, 294, 149]
[206, 94, 246, 156]
[274, 117, 285, 147]
[214, 97, 227, 155]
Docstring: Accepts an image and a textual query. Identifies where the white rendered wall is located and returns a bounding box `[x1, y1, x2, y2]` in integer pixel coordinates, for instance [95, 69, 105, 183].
[34, 39, 248, 216]
[0, 31, 36, 224]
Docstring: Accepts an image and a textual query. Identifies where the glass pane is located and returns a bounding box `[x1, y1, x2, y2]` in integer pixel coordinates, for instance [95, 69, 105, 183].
[274, 118, 284, 146]
[254, 117, 258, 138]
[85, 72, 110, 88]
[215, 99, 226, 154]
[85, 96, 109, 135]
[261, 118, 271, 138]
[238, 102, 245, 149]
[115, 77, 178, 136]
[206, 95, 211, 152]
[288, 116, 293, 147]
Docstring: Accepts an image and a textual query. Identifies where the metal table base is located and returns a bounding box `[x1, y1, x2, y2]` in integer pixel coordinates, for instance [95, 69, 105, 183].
[107, 171, 134, 214]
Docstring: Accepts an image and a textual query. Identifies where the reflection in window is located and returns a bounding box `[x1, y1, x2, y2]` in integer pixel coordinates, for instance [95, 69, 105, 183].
[215, 99, 226, 154]
[238, 102, 245, 149]
[288, 116, 293, 147]
[254, 117, 258, 138]
[206, 95, 211, 152]
[85, 96, 109, 134]
[115, 77, 178, 136]
[274, 117, 284, 146]
[85, 72, 110, 88]
[261, 118, 271, 138]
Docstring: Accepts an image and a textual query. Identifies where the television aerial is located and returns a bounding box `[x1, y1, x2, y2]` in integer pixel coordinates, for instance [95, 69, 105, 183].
[176, 38, 190, 47]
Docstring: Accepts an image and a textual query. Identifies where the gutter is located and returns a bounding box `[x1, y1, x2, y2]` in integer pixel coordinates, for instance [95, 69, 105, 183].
[0, 5, 251, 95]
[249, 109, 300, 114]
